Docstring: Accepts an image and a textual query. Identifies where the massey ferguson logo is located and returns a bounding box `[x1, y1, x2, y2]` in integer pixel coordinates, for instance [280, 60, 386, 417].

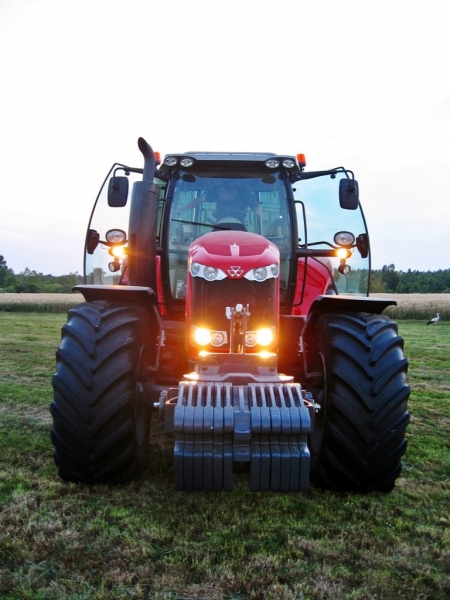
[228, 266, 243, 277]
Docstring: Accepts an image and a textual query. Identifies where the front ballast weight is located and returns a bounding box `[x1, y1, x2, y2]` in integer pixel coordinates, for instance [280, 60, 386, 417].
[159, 377, 315, 492]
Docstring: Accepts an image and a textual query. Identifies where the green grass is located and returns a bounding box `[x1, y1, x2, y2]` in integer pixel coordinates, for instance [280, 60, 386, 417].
[0, 314, 449, 599]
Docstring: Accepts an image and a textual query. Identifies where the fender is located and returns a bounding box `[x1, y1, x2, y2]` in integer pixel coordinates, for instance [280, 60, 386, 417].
[74, 284, 158, 306]
[301, 295, 396, 378]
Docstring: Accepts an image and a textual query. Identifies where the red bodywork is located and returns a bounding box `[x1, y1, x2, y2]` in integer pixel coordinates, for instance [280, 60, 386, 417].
[120, 231, 333, 323]
[292, 258, 333, 316]
[188, 231, 279, 278]
[185, 231, 280, 358]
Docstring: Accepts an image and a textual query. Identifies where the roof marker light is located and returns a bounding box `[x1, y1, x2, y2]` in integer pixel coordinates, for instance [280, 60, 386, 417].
[297, 153, 306, 168]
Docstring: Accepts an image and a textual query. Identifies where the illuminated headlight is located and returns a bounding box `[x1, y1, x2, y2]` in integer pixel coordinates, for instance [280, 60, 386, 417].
[282, 159, 296, 168]
[164, 157, 178, 166]
[106, 229, 127, 244]
[190, 262, 227, 281]
[110, 245, 126, 258]
[334, 231, 355, 247]
[193, 327, 227, 347]
[180, 158, 194, 167]
[336, 248, 351, 259]
[245, 328, 275, 347]
[244, 262, 279, 281]
[193, 328, 211, 346]
[257, 328, 274, 346]
[265, 159, 280, 168]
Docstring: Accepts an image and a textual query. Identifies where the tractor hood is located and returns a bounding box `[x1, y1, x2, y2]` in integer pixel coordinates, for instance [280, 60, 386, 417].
[188, 231, 280, 280]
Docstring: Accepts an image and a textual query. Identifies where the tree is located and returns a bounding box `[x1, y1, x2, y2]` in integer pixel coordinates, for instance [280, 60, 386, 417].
[0, 255, 9, 287]
[381, 264, 400, 293]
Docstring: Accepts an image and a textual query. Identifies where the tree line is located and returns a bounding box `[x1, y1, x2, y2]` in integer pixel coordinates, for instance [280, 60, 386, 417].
[370, 264, 450, 293]
[0, 255, 82, 293]
[1, 254, 449, 294]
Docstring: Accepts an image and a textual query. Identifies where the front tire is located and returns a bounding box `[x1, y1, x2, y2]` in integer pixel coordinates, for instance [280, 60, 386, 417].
[310, 313, 410, 492]
[51, 301, 151, 484]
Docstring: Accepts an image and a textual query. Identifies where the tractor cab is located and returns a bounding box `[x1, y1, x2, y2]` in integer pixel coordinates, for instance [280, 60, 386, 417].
[84, 150, 371, 323]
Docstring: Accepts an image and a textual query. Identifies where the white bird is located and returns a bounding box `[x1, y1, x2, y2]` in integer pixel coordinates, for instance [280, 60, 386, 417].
[426, 312, 441, 325]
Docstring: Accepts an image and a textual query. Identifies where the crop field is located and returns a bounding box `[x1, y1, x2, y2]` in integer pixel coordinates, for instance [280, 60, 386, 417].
[0, 312, 449, 599]
[1, 292, 449, 320]
[371, 293, 450, 321]
[0, 293, 83, 313]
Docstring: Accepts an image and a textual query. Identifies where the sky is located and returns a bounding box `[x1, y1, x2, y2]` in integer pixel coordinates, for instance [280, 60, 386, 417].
[0, 0, 449, 276]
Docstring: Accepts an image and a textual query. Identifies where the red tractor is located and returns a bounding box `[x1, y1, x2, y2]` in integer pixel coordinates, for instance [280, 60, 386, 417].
[51, 138, 410, 492]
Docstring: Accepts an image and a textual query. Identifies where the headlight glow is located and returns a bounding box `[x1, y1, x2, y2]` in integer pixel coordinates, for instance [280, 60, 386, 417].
[180, 158, 194, 167]
[192, 328, 227, 347]
[110, 245, 126, 258]
[336, 248, 351, 259]
[193, 328, 211, 346]
[256, 328, 274, 346]
[258, 351, 276, 359]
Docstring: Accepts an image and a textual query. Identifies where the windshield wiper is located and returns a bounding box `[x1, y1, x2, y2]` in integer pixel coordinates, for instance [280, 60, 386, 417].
[170, 218, 233, 231]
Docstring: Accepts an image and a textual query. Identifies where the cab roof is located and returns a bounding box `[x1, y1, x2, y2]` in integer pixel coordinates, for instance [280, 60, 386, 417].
[159, 151, 302, 173]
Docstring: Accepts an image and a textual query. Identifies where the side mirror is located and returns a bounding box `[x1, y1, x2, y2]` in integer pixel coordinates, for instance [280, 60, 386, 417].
[86, 229, 100, 254]
[356, 233, 369, 258]
[339, 178, 359, 210]
[108, 176, 129, 207]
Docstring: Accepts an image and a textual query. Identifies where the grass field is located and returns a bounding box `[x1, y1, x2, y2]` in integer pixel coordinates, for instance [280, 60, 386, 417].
[0, 313, 449, 599]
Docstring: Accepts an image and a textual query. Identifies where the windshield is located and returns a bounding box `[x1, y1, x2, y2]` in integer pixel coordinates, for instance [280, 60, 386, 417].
[166, 170, 293, 302]
[293, 172, 370, 295]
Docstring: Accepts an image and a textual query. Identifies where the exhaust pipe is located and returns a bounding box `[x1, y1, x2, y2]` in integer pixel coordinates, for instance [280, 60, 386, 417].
[138, 137, 156, 182]
[127, 137, 159, 290]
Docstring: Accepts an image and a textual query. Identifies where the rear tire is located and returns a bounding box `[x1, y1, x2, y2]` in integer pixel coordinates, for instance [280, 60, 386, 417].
[51, 301, 151, 484]
[310, 312, 410, 492]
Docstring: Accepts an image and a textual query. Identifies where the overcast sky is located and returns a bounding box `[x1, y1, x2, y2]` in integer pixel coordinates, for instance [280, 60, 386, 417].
[1, 0, 449, 275]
